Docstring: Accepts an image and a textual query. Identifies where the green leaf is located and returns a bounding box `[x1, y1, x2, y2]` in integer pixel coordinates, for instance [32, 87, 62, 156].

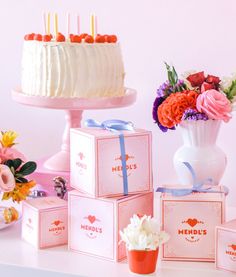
[173, 66, 178, 84]
[10, 166, 15, 175]
[18, 161, 37, 176]
[4, 160, 14, 168]
[12, 158, 23, 170]
[4, 159, 23, 171]
[164, 62, 178, 86]
[15, 176, 28, 183]
[224, 80, 236, 102]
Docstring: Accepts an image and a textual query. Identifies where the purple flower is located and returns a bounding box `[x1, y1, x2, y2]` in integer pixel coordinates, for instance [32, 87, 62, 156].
[182, 108, 208, 121]
[152, 97, 175, 132]
[156, 79, 186, 99]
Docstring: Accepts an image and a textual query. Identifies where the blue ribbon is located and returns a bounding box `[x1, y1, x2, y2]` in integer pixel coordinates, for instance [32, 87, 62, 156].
[156, 162, 228, 196]
[85, 119, 134, 195]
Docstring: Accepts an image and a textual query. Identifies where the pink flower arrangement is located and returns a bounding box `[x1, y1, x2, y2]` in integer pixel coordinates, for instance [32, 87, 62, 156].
[0, 131, 37, 203]
[153, 64, 236, 132]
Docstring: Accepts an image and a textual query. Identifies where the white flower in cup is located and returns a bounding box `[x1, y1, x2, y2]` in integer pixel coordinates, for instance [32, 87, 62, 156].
[120, 214, 169, 251]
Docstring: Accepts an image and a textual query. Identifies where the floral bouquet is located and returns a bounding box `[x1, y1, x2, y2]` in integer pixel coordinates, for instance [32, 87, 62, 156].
[120, 214, 169, 274]
[0, 131, 37, 203]
[152, 63, 236, 132]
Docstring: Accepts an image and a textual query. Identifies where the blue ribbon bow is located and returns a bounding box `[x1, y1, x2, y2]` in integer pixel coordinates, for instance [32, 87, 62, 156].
[85, 119, 134, 195]
[156, 162, 228, 196]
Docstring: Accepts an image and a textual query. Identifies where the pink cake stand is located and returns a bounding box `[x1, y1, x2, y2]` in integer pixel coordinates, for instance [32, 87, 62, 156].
[12, 88, 137, 195]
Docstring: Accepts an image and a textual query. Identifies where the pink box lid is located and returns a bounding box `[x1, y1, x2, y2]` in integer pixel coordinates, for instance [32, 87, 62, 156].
[23, 196, 67, 211]
[69, 190, 152, 203]
[71, 128, 151, 138]
[161, 185, 225, 201]
[217, 219, 236, 230]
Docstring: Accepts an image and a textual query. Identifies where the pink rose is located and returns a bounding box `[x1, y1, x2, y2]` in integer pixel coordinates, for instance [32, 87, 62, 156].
[196, 89, 232, 122]
[0, 147, 26, 164]
[0, 164, 15, 192]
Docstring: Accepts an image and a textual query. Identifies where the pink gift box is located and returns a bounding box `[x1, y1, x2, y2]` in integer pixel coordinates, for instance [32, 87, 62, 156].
[160, 186, 225, 261]
[22, 196, 68, 249]
[70, 128, 152, 197]
[216, 219, 236, 273]
[68, 190, 153, 261]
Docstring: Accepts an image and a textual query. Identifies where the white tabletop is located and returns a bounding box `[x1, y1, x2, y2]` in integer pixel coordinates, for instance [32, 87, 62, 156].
[0, 210, 236, 277]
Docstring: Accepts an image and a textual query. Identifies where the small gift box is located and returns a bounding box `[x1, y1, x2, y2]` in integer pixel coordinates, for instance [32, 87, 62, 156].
[68, 190, 153, 261]
[160, 186, 226, 262]
[216, 219, 236, 273]
[70, 119, 152, 197]
[22, 196, 68, 248]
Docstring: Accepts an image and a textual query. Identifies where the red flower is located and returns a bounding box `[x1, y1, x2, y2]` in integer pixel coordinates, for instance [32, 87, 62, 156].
[205, 75, 220, 85]
[187, 72, 221, 93]
[200, 82, 215, 92]
[187, 72, 205, 87]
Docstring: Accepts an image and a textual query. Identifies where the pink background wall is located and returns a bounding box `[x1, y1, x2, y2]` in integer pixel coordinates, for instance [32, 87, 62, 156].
[0, 0, 235, 206]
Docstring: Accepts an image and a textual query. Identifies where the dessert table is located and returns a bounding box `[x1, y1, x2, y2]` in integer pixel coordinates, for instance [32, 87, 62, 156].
[0, 206, 235, 277]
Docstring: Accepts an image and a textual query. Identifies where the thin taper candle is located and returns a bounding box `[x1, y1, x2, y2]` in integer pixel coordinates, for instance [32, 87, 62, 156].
[67, 12, 70, 37]
[47, 13, 50, 35]
[77, 14, 80, 35]
[54, 13, 58, 36]
[43, 12, 47, 34]
[90, 14, 95, 38]
[94, 15, 97, 37]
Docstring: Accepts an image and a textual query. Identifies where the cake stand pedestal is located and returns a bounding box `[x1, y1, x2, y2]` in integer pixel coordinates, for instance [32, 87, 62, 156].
[12, 88, 137, 195]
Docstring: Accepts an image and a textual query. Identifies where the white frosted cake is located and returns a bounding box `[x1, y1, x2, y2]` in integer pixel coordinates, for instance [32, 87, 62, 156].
[21, 34, 125, 98]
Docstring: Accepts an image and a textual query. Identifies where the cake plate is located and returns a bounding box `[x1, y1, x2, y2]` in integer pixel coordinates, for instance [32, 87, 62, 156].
[12, 88, 137, 195]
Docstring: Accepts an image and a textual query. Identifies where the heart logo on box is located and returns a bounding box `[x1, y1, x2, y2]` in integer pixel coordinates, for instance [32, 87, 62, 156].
[186, 218, 198, 227]
[115, 154, 134, 162]
[52, 220, 63, 226]
[88, 215, 96, 224]
[78, 152, 85, 160]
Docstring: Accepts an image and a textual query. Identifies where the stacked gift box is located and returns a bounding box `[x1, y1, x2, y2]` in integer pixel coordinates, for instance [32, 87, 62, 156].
[21, 120, 154, 261]
[68, 120, 154, 261]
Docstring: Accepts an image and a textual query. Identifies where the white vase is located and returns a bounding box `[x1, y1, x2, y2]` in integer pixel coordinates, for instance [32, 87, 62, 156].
[173, 120, 227, 186]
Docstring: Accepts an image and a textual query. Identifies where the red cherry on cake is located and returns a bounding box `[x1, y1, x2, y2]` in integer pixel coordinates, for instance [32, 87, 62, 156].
[109, 35, 117, 43]
[104, 35, 109, 42]
[84, 35, 94, 43]
[95, 35, 105, 43]
[24, 33, 35, 41]
[104, 35, 114, 43]
[34, 34, 42, 41]
[80, 33, 88, 39]
[42, 35, 52, 42]
[56, 33, 65, 42]
[71, 35, 82, 43]
[69, 34, 74, 40]
[104, 35, 117, 43]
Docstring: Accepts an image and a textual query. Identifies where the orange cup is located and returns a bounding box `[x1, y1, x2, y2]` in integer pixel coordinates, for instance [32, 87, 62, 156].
[127, 248, 159, 274]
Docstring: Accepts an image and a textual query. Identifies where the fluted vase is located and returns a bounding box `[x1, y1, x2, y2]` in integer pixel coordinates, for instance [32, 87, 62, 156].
[173, 120, 226, 186]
